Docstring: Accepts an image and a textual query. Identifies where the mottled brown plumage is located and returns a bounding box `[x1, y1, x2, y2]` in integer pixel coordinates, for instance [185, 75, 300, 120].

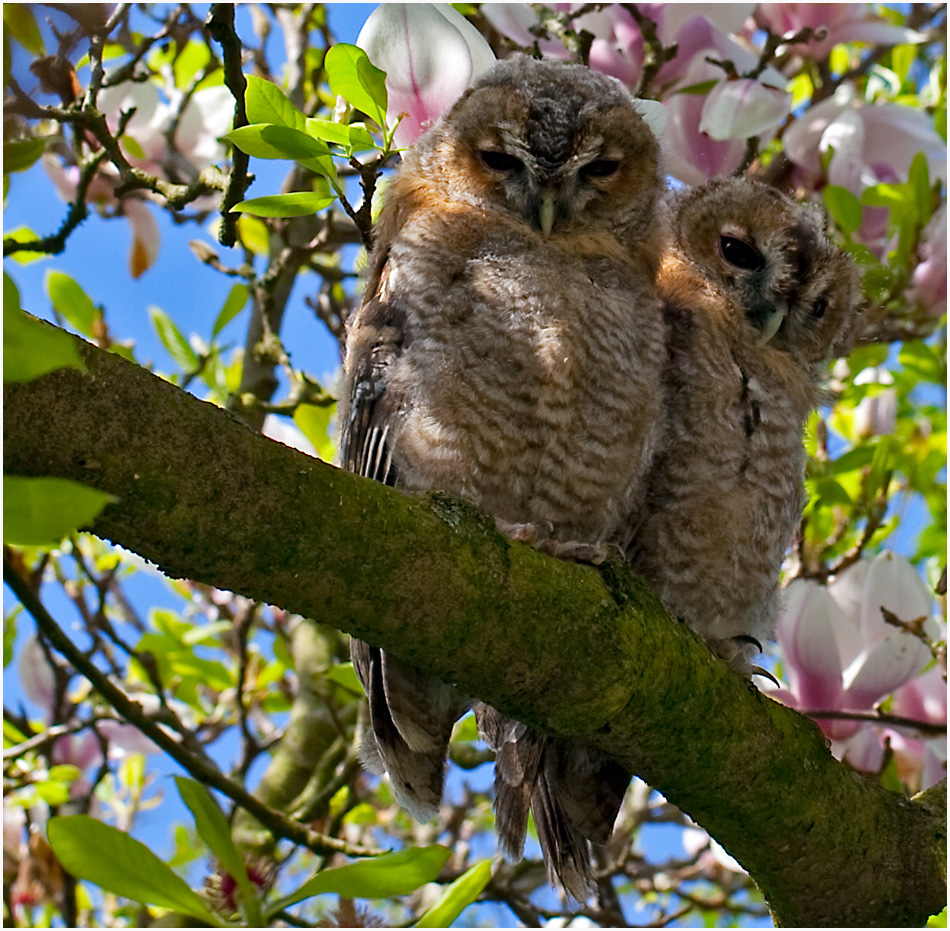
[339, 56, 666, 898]
[627, 178, 860, 669]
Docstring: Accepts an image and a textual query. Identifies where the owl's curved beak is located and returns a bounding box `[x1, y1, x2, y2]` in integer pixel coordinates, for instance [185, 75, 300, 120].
[750, 299, 788, 345]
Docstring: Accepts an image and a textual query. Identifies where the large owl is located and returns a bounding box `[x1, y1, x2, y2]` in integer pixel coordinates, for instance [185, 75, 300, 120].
[339, 56, 666, 897]
[626, 178, 860, 670]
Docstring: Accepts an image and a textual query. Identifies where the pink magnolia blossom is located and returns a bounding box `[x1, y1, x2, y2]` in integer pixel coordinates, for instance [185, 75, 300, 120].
[771, 553, 944, 787]
[909, 204, 948, 318]
[357, 3, 496, 147]
[755, 5, 926, 60]
[783, 83, 947, 197]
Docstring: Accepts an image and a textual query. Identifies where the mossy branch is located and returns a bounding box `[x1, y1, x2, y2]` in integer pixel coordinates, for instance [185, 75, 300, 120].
[3, 322, 945, 927]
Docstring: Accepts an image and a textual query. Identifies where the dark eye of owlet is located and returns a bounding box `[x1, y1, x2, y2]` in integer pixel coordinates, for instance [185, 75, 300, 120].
[479, 150, 524, 173]
[720, 235, 764, 271]
[812, 296, 828, 318]
[580, 159, 620, 179]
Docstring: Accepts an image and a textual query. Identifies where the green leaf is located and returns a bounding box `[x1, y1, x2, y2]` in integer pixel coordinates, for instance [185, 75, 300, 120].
[822, 185, 863, 235]
[244, 75, 308, 131]
[827, 446, 876, 475]
[860, 182, 911, 212]
[46, 270, 100, 338]
[415, 858, 494, 928]
[324, 43, 388, 128]
[3, 227, 47, 264]
[175, 778, 261, 924]
[305, 118, 377, 152]
[212, 284, 249, 338]
[267, 846, 451, 916]
[149, 306, 199, 371]
[225, 124, 331, 162]
[4, 138, 46, 173]
[293, 402, 336, 461]
[4, 276, 86, 382]
[3, 476, 117, 547]
[3, 611, 16, 668]
[231, 192, 336, 218]
[3, 4, 44, 55]
[324, 662, 363, 695]
[674, 79, 719, 96]
[47, 815, 221, 925]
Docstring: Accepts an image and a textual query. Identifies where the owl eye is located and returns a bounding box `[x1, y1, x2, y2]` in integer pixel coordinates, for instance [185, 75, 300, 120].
[812, 296, 828, 318]
[479, 150, 524, 173]
[720, 235, 763, 271]
[580, 159, 619, 179]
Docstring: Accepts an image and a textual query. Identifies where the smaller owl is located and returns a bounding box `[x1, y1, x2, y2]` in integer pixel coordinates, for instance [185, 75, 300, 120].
[626, 178, 860, 669]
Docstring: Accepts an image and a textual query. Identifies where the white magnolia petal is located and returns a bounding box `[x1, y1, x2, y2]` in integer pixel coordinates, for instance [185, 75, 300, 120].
[263, 414, 318, 457]
[777, 580, 845, 708]
[433, 4, 496, 79]
[860, 551, 933, 641]
[834, 21, 928, 47]
[176, 85, 235, 166]
[124, 198, 161, 279]
[783, 83, 856, 173]
[699, 79, 791, 141]
[843, 630, 931, 705]
[822, 109, 866, 194]
[358, 3, 482, 146]
[632, 98, 669, 138]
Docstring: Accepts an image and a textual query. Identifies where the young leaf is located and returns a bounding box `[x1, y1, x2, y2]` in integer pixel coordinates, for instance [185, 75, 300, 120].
[3, 476, 117, 547]
[324, 43, 388, 128]
[46, 270, 100, 338]
[908, 151, 932, 225]
[175, 778, 261, 924]
[4, 277, 85, 381]
[225, 124, 331, 162]
[149, 306, 199, 371]
[823, 185, 863, 236]
[267, 845, 451, 916]
[415, 858, 494, 928]
[4, 137, 47, 173]
[245, 74, 308, 131]
[231, 192, 337, 218]
[47, 815, 221, 925]
[212, 284, 249, 338]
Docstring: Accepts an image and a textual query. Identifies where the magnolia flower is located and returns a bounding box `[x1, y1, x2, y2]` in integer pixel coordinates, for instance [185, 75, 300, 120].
[771, 553, 944, 787]
[357, 3, 496, 147]
[909, 203, 948, 318]
[783, 83, 947, 197]
[755, 4, 926, 60]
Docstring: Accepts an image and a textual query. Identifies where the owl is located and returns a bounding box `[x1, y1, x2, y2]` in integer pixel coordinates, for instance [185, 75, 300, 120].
[340, 55, 666, 897]
[626, 178, 860, 670]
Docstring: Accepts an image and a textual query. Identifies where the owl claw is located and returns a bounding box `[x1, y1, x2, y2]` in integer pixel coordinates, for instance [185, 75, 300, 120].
[751, 665, 781, 687]
[732, 634, 763, 653]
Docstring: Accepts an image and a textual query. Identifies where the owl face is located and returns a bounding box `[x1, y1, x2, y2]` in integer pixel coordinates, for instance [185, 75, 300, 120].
[408, 57, 662, 240]
[669, 179, 859, 363]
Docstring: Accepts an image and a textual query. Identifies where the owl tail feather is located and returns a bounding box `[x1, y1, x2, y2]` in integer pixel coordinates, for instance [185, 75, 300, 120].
[477, 705, 630, 901]
[351, 639, 468, 823]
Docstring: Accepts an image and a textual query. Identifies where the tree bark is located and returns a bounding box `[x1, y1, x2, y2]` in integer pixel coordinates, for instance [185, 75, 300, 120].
[3, 323, 946, 927]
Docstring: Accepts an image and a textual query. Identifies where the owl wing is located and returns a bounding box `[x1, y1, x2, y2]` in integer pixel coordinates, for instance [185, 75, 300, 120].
[343, 246, 467, 822]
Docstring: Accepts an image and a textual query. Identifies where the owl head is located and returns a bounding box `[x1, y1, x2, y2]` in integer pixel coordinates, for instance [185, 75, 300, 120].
[404, 56, 663, 241]
[666, 179, 861, 364]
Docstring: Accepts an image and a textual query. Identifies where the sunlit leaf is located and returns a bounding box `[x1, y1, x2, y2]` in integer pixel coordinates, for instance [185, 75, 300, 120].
[47, 816, 221, 925]
[3, 4, 43, 55]
[324, 43, 387, 128]
[225, 124, 331, 162]
[245, 74, 308, 131]
[149, 306, 199, 371]
[46, 270, 100, 338]
[415, 858, 494, 928]
[823, 185, 863, 235]
[3, 476, 117, 547]
[231, 192, 337, 218]
[293, 402, 336, 461]
[4, 276, 86, 381]
[212, 284, 249, 338]
[267, 846, 451, 915]
[4, 138, 46, 173]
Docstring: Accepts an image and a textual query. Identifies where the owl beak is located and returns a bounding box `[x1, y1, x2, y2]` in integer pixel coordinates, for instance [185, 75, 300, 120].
[539, 195, 556, 237]
[755, 302, 788, 345]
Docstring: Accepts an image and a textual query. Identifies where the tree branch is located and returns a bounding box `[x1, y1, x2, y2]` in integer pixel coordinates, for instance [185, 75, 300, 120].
[3, 322, 946, 927]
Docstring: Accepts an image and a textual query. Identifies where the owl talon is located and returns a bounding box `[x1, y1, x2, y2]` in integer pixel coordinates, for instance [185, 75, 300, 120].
[751, 665, 781, 687]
